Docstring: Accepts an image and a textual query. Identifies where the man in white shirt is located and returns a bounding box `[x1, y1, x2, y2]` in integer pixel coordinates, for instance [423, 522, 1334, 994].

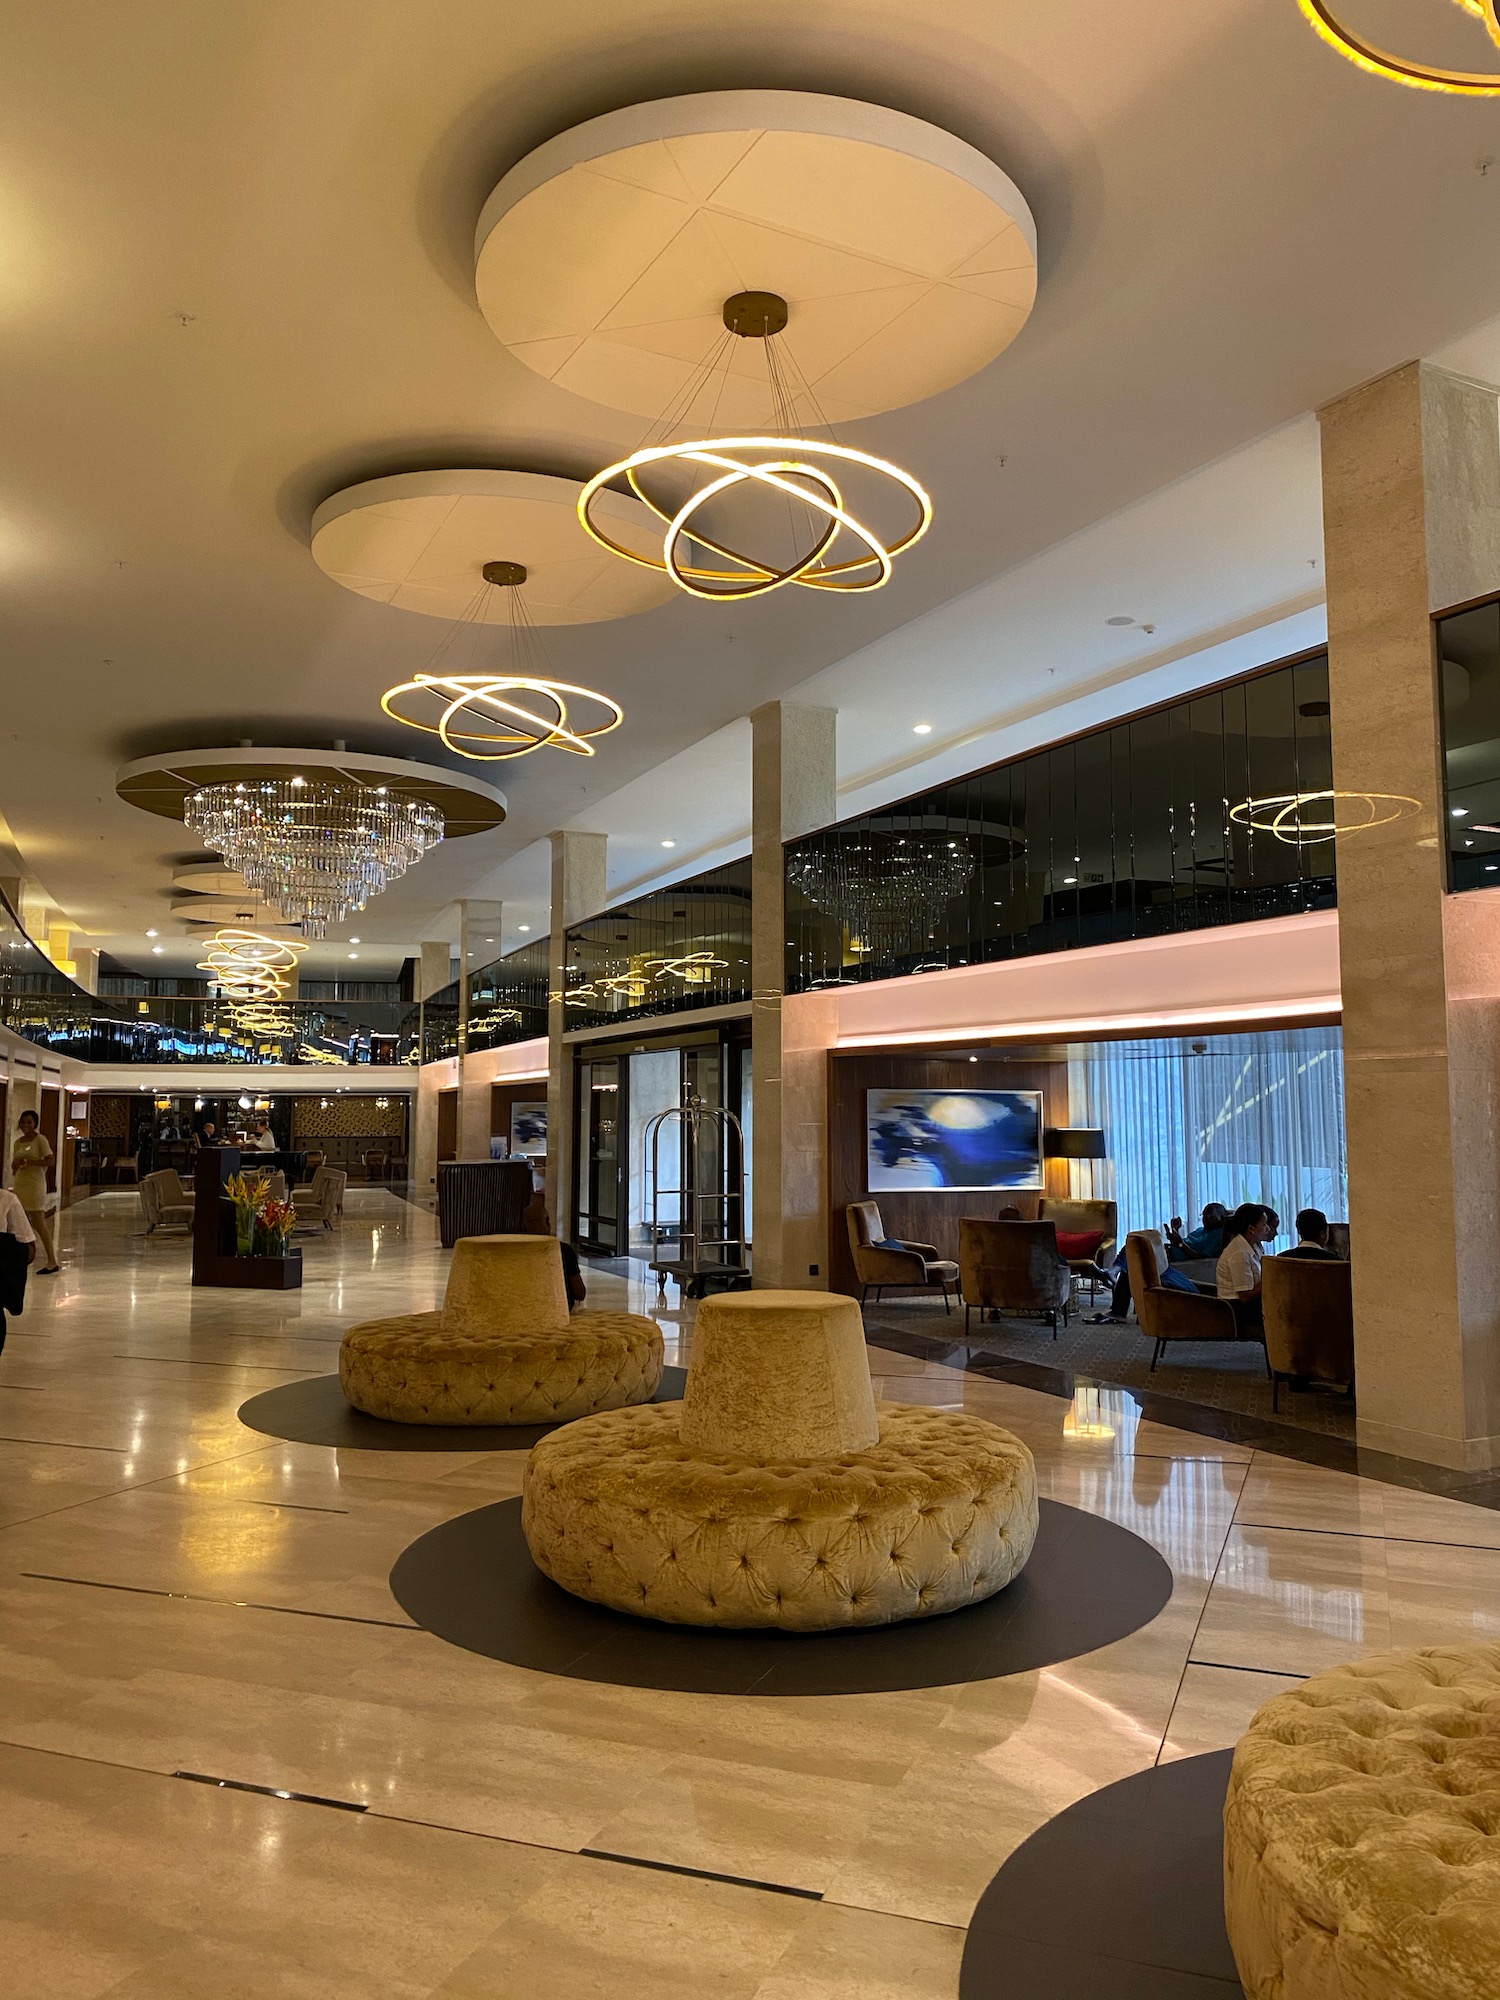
[0, 1188, 37, 1357]
[1216, 1204, 1276, 1333]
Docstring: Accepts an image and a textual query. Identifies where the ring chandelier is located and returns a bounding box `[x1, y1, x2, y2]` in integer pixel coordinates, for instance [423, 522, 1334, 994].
[1229, 790, 1423, 844]
[1295, 0, 1500, 93]
[563, 949, 731, 1008]
[184, 777, 443, 937]
[381, 561, 624, 764]
[579, 292, 931, 602]
[198, 927, 308, 1003]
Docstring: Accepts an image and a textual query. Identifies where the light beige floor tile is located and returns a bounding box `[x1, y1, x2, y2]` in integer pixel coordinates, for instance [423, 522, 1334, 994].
[1158, 1662, 1304, 1762]
[750, 1900, 963, 2000]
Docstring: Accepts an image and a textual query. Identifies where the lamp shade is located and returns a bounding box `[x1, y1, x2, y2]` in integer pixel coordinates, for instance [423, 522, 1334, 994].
[1044, 1128, 1106, 1160]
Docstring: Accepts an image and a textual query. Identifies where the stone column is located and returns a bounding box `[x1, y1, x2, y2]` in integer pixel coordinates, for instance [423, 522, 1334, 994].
[417, 940, 452, 1000]
[1320, 359, 1500, 1470]
[750, 702, 836, 1289]
[456, 899, 503, 1161]
[545, 831, 607, 1237]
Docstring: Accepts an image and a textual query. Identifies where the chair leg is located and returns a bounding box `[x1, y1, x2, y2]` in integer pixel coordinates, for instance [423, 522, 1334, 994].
[943, 1286, 952, 1316]
[1272, 1374, 1282, 1413]
[1151, 1338, 1165, 1371]
[964, 1302, 971, 1338]
[860, 1285, 868, 1306]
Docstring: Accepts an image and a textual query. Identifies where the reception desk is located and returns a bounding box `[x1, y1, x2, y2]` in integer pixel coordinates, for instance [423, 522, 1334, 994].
[436, 1159, 533, 1248]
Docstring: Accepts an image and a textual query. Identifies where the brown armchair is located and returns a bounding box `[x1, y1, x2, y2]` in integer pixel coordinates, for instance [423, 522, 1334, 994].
[1262, 1256, 1354, 1411]
[845, 1201, 959, 1311]
[1037, 1196, 1118, 1297]
[959, 1218, 1071, 1339]
[1124, 1230, 1247, 1371]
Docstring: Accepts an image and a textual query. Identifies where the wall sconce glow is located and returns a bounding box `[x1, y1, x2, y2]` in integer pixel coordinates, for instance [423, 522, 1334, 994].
[380, 673, 623, 763]
[1229, 790, 1422, 845]
[1295, 0, 1500, 94]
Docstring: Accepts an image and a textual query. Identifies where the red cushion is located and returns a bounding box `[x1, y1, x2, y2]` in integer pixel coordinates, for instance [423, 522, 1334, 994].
[1055, 1229, 1105, 1260]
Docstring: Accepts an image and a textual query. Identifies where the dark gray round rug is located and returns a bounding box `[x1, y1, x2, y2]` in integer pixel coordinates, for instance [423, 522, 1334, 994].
[961, 1749, 1244, 1997]
[388, 1495, 1175, 1697]
[237, 1365, 688, 1452]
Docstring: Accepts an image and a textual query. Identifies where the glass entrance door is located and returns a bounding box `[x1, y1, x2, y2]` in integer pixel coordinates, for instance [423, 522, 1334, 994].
[575, 1058, 622, 1253]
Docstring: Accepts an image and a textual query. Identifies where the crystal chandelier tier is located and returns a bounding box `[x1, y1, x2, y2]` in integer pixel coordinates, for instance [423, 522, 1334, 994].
[787, 831, 973, 963]
[184, 778, 443, 938]
[1296, 0, 1500, 94]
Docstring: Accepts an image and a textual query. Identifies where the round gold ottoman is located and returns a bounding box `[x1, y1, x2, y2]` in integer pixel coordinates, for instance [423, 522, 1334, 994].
[521, 1289, 1037, 1629]
[339, 1235, 663, 1426]
[1224, 1642, 1500, 2000]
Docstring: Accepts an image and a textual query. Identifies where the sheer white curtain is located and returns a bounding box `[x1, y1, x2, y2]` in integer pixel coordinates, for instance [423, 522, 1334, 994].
[1067, 1029, 1347, 1237]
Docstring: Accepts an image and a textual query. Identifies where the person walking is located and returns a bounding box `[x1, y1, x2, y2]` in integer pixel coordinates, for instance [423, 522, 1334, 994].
[0, 1184, 35, 1353]
[12, 1109, 60, 1273]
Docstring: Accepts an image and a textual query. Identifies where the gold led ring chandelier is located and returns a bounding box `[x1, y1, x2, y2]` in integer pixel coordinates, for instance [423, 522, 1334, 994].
[1229, 791, 1423, 844]
[579, 291, 932, 601]
[381, 560, 624, 763]
[1296, 0, 1500, 94]
[198, 926, 308, 1000]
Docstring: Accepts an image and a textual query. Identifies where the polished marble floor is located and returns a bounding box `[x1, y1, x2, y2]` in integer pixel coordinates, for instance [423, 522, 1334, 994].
[3, 1193, 1499, 1996]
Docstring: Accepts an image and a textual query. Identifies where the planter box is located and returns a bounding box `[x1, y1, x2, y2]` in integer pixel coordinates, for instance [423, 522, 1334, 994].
[221, 1249, 303, 1291]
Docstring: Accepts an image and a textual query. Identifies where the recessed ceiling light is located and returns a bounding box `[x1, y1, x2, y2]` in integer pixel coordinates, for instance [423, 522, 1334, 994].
[913, 722, 933, 735]
[1063, 876, 1077, 884]
[1106, 615, 1135, 627]
[291, 775, 305, 787]
[661, 839, 676, 848]
[349, 936, 360, 943]
[348, 952, 359, 960]
[518, 924, 530, 932]
[151, 945, 164, 955]
[1452, 807, 1469, 817]
[145, 928, 159, 937]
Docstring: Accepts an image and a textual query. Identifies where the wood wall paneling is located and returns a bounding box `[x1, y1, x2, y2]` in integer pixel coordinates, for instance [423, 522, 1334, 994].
[826, 1053, 1069, 1296]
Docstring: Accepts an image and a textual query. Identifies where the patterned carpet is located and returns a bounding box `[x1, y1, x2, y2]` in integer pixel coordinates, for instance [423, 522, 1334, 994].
[863, 1296, 1357, 1439]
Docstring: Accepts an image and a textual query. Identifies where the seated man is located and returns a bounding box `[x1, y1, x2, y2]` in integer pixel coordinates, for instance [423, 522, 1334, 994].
[1165, 1202, 1227, 1263]
[1216, 1203, 1277, 1332]
[1279, 1206, 1342, 1260]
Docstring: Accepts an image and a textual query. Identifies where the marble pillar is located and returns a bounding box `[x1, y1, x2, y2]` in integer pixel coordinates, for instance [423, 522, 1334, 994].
[751, 702, 836, 1289]
[456, 900, 502, 1162]
[545, 831, 607, 1236]
[1320, 359, 1500, 1470]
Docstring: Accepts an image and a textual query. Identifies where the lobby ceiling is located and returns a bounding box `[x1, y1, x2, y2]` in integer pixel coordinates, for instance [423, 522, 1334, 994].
[4, 0, 1500, 976]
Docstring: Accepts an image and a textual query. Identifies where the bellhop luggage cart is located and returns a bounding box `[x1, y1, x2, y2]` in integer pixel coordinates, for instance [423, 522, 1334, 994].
[643, 1097, 749, 1298]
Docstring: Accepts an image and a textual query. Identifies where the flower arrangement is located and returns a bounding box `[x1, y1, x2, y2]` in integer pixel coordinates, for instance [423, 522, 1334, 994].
[225, 1172, 294, 1258]
[255, 1197, 295, 1259]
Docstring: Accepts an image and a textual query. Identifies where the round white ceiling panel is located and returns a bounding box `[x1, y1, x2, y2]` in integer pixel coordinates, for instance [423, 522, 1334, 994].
[475, 91, 1037, 427]
[310, 470, 676, 624]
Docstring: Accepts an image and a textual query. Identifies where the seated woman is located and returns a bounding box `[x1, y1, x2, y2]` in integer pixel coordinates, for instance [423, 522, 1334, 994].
[1215, 1203, 1277, 1333]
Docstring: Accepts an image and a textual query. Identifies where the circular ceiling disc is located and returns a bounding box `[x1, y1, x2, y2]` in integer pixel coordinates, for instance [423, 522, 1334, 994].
[310, 469, 677, 624]
[115, 745, 506, 839]
[169, 894, 301, 931]
[475, 91, 1038, 425]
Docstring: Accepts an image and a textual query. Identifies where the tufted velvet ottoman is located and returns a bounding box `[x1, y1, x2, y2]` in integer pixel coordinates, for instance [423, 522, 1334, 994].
[1224, 1642, 1500, 2000]
[340, 1235, 663, 1426]
[521, 1290, 1037, 1629]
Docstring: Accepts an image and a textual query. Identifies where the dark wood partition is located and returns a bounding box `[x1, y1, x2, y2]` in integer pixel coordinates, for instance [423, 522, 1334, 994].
[826, 1052, 1069, 1297]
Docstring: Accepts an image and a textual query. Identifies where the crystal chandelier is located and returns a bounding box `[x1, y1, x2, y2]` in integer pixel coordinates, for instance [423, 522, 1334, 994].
[1296, 0, 1500, 93]
[787, 831, 973, 964]
[381, 561, 623, 763]
[184, 777, 443, 938]
[579, 291, 931, 602]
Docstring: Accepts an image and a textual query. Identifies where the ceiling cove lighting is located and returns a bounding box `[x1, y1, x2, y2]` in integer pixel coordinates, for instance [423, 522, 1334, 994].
[580, 293, 930, 602]
[1295, 0, 1500, 94]
[184, 779, 442, 938]
[380, 561, 623, 763]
